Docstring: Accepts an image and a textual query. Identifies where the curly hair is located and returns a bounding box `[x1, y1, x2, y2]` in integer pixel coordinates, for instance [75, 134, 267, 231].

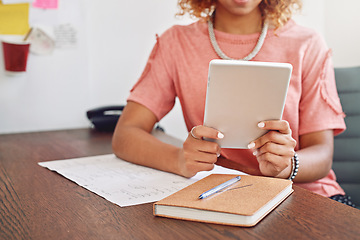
[177, 0, 302, 29]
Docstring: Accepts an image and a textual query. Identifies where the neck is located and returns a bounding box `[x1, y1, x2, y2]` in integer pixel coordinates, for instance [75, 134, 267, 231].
[213, 6, 263, 34]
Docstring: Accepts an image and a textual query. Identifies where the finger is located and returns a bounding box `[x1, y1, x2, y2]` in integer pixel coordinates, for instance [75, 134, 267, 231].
[183, 150, 218, 167]
[256, 141, 295, 158]
[181, 158, 215, 177]
[193, 151, 219, 164]
[191, 161, 216, 172]
[248, 132, 285, 150]
[258, 120, 291, 135]
[183, 138, 221, 158]
[257, 153, 291, 176]
[250, 139, 296, 163]
[190, 126, 201, 140]
[253, 131, 295, 149]
[198, 141, 221, 156]
[190, 125, 224, 140]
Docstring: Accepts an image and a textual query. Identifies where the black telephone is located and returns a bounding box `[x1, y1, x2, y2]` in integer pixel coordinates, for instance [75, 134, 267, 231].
[86, 105, 165, 132]
[86, 105, 125, 132]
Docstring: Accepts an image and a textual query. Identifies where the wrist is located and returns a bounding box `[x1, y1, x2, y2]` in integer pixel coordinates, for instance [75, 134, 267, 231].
[175, 148, 187, 177]
[288, 152, 299, 181]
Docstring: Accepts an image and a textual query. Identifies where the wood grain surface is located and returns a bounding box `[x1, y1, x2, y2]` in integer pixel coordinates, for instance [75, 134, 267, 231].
[0, 129, 359, 240]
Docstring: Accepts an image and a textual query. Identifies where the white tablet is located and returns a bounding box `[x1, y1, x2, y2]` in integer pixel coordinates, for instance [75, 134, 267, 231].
[203, 59, 292, 149]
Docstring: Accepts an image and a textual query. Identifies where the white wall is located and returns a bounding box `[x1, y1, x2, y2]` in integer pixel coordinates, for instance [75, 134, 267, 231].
[324, 0, 360, 67]
[0, 0, 91, 134]
[0, 0, 359, 137]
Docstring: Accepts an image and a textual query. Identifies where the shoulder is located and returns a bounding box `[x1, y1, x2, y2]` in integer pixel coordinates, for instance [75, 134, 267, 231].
[279, 20, 327, 48]
[272, 19, 329, 61]
[153, 21, 206, 56]
[158, 21, 205, 42]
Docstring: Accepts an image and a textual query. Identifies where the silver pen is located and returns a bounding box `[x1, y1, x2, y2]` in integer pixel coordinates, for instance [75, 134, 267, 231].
[198, 176, 241, 199]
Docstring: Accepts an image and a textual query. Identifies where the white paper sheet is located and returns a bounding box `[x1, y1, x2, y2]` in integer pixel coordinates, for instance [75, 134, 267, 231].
[53, 23, 77, 48]
[38, 154, 244, 207]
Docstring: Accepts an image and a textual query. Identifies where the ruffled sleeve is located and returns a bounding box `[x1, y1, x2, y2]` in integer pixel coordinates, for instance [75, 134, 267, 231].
[299, 33, 346, 136]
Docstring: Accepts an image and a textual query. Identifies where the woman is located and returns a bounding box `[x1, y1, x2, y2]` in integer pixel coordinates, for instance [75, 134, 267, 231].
[112, 0, 354, 206]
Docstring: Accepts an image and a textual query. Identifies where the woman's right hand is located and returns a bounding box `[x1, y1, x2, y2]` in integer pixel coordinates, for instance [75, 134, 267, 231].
[177, 125, 224, 178]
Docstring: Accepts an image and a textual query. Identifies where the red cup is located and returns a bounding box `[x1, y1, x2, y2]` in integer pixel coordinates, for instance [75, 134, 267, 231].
[2, 41, 30, 73]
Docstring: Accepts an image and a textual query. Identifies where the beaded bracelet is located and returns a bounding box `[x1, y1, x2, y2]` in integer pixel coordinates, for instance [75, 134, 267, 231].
[288, 152, 299, 181]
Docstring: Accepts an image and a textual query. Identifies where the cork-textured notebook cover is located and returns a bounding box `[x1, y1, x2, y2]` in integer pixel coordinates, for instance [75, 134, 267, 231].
[154, 174, 293, 226]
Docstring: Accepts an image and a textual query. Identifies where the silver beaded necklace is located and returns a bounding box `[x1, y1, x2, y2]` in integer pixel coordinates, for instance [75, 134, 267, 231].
[208, 19, 268, 61]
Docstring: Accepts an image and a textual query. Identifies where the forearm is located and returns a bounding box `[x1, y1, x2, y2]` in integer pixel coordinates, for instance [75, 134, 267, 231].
[293, 130, 334, 183]
[112, 126, 182, 175]
[293, 144, 333, 183]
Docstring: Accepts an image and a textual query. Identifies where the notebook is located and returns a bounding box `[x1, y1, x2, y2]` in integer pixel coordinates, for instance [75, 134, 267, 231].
[203, 60, 292, 148]
[153, 174, 293, 227]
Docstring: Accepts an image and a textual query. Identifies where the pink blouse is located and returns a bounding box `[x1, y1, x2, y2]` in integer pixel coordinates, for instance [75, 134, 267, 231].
[128, 20, 346, 197]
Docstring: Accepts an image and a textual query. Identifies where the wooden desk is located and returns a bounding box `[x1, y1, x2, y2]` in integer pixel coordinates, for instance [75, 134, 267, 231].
[1, 129, 359, 240]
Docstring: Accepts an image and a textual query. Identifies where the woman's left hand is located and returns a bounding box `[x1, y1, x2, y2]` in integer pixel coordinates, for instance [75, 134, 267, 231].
[248, 120, 297, 179]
